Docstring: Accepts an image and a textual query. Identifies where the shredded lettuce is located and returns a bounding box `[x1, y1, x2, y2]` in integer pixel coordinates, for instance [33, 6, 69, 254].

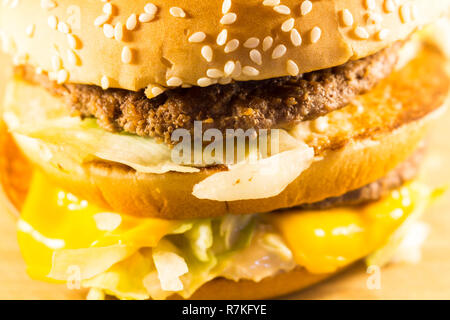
[48, 245, 135, 281]
[12, 116, 200, 174]
[185, 220, 213, 262]
[82, 216, 257, 300]
[84, 250, 154, 300]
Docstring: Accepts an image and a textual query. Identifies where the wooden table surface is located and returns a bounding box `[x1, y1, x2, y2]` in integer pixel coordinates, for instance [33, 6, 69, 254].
[0, 55, 449, 300]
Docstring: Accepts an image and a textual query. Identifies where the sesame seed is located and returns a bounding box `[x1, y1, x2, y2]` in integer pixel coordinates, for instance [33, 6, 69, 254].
[300, 1, 312, 16]
[121, 46, 133, 64]
[233, 61, 242, 77]
[272, 44, 287, 59]
[114, 23, 124, 41]
[103, 3, 113, 15]
[365, 0, 376, 10]
[290, 28, 302, 47]
[94, 15, 110, 27]
[219, 77, 232, 85]
[151, 86, 164, 97]
[197, 77, 214, 87]
[217, 29, 228, 46]
[139, 13, 154, 23]
[222, 0, 232, 14]
[189, 32, 206, 43]
[67, 34, 79, 49]
[310, 27, 321, 43]
[167, 77, 183, 87]
[170, 7, 186, 18]
[341, 9, 354, 27]
[354, 26, 370, 39]
[103, 24, 114, 38]
[249, 49, 262, 65]
[281, 18, 295, 32]
[67, 49, 79, 66]
[126, 14, 138, 30]
[263, 0, 280, 6]
[101, 76, 110, 90]
[244, 37, 260, 48]
[400, 4, 411, 23]
[220, 12, 237, 25]
[25, 24, 35, 37]
[262, 36, 273, 51]
[286, 60, 299, 76]
[224, 60, 236, 76]
[51, 55, 61, 70]
[48, 16, 58, 29]
[57, 69, 69, 84]
[377, 28, 390, 40]
[207, 68, 224, 78]
[242, 66, 260, 76]
[224, 39, 239, 53]
[144, 3, 158, 15]
[273, 5, 290, 15]
[201, 45, 213, 62]
[384, 0, 395, 13]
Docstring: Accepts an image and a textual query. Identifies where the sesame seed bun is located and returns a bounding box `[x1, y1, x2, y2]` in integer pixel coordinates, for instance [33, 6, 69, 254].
[0, 0, 447, 94]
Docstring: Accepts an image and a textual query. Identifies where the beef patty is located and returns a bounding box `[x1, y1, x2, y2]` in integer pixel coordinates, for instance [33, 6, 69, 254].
[301, 147, 424, 210]
[17, 42, 401, 144]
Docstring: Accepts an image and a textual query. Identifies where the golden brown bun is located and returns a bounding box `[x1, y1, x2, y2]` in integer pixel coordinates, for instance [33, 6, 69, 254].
[0, 0, 447, 92]
[5, 43, 448, 219]
[174, 267, 334, 300]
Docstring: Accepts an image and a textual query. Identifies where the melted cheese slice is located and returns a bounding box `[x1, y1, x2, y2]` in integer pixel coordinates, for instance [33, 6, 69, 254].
[18, 172, 185, 281]
[269, 183, 433, 274]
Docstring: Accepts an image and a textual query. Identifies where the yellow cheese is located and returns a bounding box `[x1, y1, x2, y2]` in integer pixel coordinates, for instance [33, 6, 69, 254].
[18, 171, 184, 281]
[268, 183, 433, 274]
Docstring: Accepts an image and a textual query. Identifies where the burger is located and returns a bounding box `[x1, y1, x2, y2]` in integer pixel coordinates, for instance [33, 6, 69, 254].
[0, 0, 449, 300]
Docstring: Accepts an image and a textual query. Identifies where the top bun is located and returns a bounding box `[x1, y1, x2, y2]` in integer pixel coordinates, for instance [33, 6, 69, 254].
[0, 0, 447, 93]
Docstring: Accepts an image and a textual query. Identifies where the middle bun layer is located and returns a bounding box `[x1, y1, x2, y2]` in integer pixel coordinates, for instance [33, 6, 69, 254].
[4, 43, 449, 219]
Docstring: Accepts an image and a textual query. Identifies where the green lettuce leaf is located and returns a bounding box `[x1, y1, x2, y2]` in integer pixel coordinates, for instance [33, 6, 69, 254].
[12, 117, 200, 174]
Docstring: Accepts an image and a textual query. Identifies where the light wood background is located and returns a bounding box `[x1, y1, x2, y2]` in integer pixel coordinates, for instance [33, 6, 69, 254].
[0, 53, 449, 300]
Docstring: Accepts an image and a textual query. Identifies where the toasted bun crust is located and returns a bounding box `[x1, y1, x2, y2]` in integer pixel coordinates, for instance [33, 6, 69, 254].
[0, 0, 447, 92]
[174, 267, 334, 300]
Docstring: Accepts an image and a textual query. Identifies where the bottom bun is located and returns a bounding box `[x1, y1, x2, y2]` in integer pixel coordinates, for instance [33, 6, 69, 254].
[172, 267, 335, 300]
